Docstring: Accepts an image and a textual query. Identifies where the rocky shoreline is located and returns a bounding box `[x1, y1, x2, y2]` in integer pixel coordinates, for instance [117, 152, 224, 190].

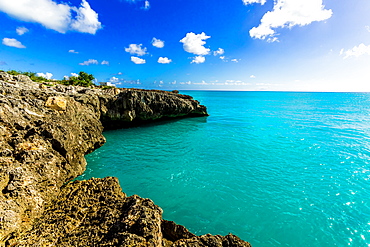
[0, 72, 251, 246]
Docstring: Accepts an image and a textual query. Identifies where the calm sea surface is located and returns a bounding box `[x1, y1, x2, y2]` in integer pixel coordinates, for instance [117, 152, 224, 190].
[79, 91, 370, 246]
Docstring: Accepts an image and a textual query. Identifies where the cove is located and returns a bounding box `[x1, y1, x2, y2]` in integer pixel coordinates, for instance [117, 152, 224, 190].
[80, 91, 370, 247]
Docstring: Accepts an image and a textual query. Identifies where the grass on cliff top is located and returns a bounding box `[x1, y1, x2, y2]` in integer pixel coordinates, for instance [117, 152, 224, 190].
[2, 70, 95, 87]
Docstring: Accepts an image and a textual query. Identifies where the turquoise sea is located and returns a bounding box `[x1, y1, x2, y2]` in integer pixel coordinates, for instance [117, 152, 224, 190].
[79, 91, 370, 246]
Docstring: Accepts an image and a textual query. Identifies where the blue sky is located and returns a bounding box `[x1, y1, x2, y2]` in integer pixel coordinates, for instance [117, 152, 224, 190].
[0, 0, 370, 91]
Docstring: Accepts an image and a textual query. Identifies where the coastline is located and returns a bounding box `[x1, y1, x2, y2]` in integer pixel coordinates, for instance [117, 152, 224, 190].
[0, 72, 251, 246]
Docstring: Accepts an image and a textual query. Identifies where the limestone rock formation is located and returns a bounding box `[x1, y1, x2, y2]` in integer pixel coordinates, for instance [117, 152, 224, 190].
[0, 72, 250, 246]
[17, 178, 250, 247]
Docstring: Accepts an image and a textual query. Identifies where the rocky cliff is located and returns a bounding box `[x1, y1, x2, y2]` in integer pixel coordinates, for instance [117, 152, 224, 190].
[0, 72, 251, 246]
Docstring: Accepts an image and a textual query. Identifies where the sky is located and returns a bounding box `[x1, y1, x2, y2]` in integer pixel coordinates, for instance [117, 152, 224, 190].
[0, 0, 370, 92]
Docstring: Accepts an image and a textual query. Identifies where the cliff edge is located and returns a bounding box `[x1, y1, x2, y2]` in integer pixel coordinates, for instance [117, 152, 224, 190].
[0, 72, 250, 246]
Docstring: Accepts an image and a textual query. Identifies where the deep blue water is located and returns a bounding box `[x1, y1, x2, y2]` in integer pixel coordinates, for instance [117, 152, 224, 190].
[79, 91, 370, 246]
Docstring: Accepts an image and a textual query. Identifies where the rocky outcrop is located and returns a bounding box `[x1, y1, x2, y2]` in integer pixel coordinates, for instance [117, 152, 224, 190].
[16, 178, 250, 247]
[101, 89, 208, 130]
[0, 72, 250, 246]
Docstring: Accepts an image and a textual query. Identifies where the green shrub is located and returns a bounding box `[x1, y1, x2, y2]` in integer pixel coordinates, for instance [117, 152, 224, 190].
[6, 70, 49, 82]
[62, 71, 95, 87]
[5, 70, 96, 88]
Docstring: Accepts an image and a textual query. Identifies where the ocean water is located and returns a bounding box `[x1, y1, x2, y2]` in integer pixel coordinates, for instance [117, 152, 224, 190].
[79, 91, 370, 247]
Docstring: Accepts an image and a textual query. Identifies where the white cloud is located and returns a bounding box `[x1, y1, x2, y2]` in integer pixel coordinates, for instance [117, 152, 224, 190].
[101, 60, 109, 65]
[250, 75, 256, 78]
[366, 26, 370, 32]
[106, 82, 117, 87]
[2, 38, 26, 48]
[220, 56, 226, 60]
[36, 72, 53, 79]
[131, 56, 146, 64]
[125, 44, 147, 56]
[231, 59, 240, 63]
[79, 59, 98, 65]
[143, 0, 150, 10]
[179, 81, 192, 85]
[71, 73, 79, 77]
[213, 48, 225, 56]
[109, 77, 119, 83]
[16, 26, 29, 35]
[191, 56, 206, 64]
[0, 0, 101, 34]
[249, 0, 332, 41]
[68, 49, 79, 53]
[180, 32, 211, 55]
[152, 37, 164, 48]
[341, 43, 370, 59]
[70, 0, 102, 34]
[124, 79, 141, 85]
[158, 57, 172, 64]
[243, 0, 266, 5]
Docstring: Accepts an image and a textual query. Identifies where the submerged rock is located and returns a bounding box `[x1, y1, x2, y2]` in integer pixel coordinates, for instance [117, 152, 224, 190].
[0, 72, 250, 246]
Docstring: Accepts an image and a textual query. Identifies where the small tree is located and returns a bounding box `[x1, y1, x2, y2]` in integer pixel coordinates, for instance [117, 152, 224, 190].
[62, 71, 95, 87]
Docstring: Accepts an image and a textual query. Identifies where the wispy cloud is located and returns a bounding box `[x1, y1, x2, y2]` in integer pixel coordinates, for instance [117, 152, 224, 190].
[2, 38, 26, 48]
[101, 60, 109, 65]
[176, 79, 252, 86]
[242, 0, 266, 5]
[16, 26, 29, 35]
[79, 59, 98, 65]
[213, 48, 225, 56]
[131, 56, 146, 64]
[0, 0, 102, 34]
[68, 49, 79, 54]
[248, 0, 332, 42]
[125, 44, 147, 56]
[340, 43, 370, 59]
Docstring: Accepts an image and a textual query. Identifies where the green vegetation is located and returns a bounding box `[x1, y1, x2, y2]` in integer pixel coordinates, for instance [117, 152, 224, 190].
[61, 71, 95, 87]
[2, 70, 96, 88]
[6, 70, 50, 83]
[101, 85, 116, 90]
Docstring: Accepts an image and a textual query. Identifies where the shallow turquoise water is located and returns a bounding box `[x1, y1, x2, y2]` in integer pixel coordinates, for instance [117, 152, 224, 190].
[79, 91, 370, 246]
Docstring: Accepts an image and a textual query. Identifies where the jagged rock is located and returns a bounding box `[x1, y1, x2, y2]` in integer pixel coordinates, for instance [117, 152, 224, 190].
[17, 178, 250, 247]
[45, 96, 67, 111]
[100, 89, 208, 129]
[0, 78, 105, 244]
[0, 72, 250, 246]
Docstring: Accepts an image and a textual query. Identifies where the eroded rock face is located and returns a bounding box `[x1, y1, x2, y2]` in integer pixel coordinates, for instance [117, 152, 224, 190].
[101, 89, 208, 130]
[17, 178, 251, 247]
[0, 74, 105, 243]
[0, 72, 250, 246]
